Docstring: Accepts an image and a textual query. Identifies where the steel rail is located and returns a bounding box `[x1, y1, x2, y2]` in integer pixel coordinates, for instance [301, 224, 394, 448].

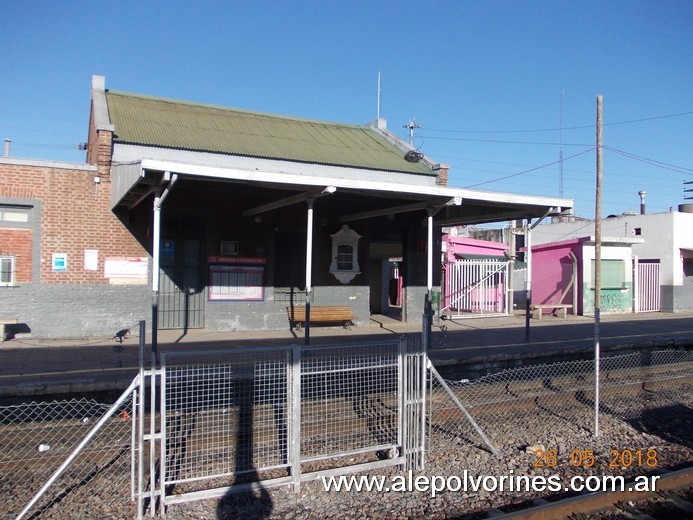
[495, 465, 693, 519]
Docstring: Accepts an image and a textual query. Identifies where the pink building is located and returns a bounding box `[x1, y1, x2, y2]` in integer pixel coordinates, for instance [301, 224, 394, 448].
[442, 235, 510, 316]
[442, 235, 508, 262]
[529, 237, 642, 315]
[529, 239, 581, 314]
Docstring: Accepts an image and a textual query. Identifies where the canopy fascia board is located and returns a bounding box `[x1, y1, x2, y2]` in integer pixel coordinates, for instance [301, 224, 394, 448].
[138, 159, 450, 200]
[139, 159, 571, 208]
[113, 158, 574, 223]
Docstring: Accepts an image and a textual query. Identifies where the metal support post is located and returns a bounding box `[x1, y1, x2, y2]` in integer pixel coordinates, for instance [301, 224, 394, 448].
[304, 198, 314, 345]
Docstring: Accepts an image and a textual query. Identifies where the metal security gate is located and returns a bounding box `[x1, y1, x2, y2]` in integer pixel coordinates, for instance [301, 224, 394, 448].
[138, 338, 425, 514]
[158, 238, 204, 329]
[634, 259, 660, 313]
[442, 259, 510, 318]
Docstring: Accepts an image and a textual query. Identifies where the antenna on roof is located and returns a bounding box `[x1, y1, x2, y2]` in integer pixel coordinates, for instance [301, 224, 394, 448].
[377, 71, 382, 120]
[403, 117, 421, 146]
[403, 117, 424, 162]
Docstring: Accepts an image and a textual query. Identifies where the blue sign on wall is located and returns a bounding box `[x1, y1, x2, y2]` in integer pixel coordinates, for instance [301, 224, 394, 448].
[161, 241, 174, 257]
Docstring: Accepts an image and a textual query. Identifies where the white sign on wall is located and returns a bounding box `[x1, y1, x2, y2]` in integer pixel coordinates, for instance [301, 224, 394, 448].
[104, 257, 148, 285]
[84, 249, 98, 271]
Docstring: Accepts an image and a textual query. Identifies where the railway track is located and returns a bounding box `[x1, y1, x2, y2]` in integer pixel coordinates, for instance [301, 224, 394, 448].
[492, 466, 693, 519]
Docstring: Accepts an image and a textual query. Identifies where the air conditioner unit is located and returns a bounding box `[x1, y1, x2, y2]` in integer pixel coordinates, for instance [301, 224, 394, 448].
[220, 240, 239, 256]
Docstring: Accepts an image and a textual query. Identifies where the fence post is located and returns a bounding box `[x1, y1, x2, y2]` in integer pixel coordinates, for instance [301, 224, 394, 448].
[422, 293, 432, 352]
[633, 256, 639, 313]
[137, 320, 145, 519]
[290, 345, 302, 492]
[402, 337, 426, 472]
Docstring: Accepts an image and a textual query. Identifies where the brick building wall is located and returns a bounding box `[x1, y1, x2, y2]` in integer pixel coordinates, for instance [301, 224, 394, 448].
[0, 159, 145, 284]
[0, 157, 151, 337]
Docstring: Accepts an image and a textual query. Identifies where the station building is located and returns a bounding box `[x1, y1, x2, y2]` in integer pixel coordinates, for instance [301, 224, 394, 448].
[0, 75, 572, 338]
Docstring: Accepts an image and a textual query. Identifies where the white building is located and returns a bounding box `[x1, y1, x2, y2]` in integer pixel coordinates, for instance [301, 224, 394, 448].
[530, 208, 693, 312]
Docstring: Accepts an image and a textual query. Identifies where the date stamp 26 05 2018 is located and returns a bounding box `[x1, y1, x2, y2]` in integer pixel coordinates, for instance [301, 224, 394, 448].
[532, 448, 658, 469]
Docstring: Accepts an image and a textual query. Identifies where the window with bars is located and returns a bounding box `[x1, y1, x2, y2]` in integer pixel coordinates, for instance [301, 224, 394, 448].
[0, 256, 15, 286]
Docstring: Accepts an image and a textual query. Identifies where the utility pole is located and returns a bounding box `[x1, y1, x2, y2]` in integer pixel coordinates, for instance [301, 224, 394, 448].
[594, 95, 603, 437]
[684, 180, 693, 200]
[524, 219, 532, 342]
[559, 91, 565, 198]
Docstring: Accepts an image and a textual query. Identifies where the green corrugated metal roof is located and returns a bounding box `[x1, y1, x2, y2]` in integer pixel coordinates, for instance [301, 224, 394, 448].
[106, 91, 435, 175]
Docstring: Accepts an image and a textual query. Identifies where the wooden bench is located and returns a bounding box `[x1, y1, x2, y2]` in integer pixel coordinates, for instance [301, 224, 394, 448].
[287, 306, 356, 331]
[1, 317, 18, 341]
[531, 304, 573, 320]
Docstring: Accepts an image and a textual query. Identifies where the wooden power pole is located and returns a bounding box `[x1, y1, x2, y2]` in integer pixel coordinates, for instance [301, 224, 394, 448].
[594, 94, 603, 437]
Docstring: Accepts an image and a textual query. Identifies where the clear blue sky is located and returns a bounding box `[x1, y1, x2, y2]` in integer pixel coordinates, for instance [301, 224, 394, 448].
[1, 1, 691, 218]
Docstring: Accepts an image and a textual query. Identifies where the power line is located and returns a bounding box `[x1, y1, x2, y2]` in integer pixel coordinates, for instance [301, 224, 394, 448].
[0, 109, 84, 124]
[603, 146, 693, 175]
[423, 110, 693, 135]
[462, 147, 596, 189]
[1, 140, 83, 150]
[421, 134, 593, 147]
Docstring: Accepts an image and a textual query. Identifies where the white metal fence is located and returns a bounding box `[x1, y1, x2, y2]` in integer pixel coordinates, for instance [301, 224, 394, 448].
[442, 260, 510, 318]
[150, 338, 426, 512]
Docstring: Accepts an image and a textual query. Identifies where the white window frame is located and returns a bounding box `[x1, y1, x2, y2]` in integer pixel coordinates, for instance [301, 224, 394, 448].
[329, 225, 361, 284]
[0, 205, 31, 224]
[0, 256, 15, 286]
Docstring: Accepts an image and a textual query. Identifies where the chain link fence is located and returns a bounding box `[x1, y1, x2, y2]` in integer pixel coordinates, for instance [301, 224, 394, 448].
[428, 349, 693, 455]
[1, 348, 691, 518]
[0, 395, 135, 519]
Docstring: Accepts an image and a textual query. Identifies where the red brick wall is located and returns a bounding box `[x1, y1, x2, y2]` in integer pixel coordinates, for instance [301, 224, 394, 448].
[435, 165, 449, 186]
[86, 103, 113, 180]
[0, 160, 146, 284]
[0, 228, 32, 282]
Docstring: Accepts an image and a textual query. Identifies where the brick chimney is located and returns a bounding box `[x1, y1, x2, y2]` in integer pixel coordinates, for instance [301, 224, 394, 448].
[86, 75, 114, 181]
[433, 163, 450, 186]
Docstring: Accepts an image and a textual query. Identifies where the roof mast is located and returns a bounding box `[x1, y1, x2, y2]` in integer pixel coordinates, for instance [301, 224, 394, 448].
[377, 71, 382, 121]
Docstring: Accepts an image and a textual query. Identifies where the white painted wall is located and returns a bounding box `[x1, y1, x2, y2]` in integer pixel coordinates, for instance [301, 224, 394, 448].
[672, 212, 693, 285]
[531, 211, 693, 287]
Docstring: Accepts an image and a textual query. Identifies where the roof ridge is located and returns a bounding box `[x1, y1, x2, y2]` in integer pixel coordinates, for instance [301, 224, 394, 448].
[106, 90, 371, 130]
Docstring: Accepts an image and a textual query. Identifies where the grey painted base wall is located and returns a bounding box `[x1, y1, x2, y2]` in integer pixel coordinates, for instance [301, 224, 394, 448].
[3, 282, 439, 339]
[511, 286, 693, 314]
[204, 285, 372, 331]
[1, 284, 150, 338]
[405, 286, 440, 323]
[665, 285, 693, 312]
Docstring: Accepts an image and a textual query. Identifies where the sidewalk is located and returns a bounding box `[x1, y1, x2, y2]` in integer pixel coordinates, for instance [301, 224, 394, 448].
[0, 312, 691, 397]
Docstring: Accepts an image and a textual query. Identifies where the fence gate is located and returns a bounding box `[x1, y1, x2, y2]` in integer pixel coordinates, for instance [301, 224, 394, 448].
[634, 259, 660, 313]
[442, 259, 510, 318]
[137, 338, 425, 515]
